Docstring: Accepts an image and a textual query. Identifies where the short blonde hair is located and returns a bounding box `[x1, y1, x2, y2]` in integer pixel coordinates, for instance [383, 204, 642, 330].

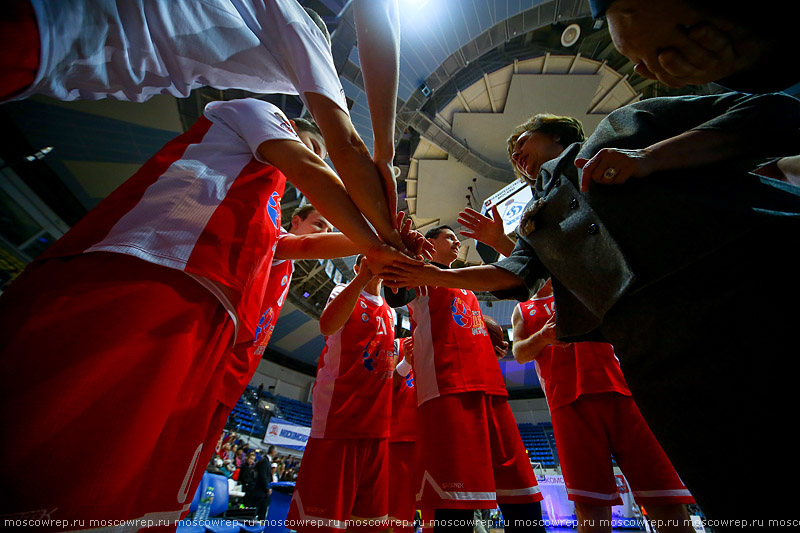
[506, 114, 585, 180]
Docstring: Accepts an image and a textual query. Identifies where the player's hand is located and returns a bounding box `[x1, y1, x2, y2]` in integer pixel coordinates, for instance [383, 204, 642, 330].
[375, 157, 399, 227]
[458, 206, 505, 249]
[366, 243, 423, 275]
[356, 256, 377, 280]
[494, 340, 509, 359]
[397, 212, 435, 260]
[575, 148, 656, 192]
[542, 315, 571, 348]
[379, 262, 436, 289]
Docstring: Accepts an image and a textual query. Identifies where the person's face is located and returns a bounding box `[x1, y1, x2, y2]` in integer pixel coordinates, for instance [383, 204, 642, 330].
[430, 229, 461, 266]
[297, 130, 327, 160]
[291, 210, 334, 236]
[510, 131, 565, 185]
[247, 455, 255, 465]
[605, 0, 704, 83]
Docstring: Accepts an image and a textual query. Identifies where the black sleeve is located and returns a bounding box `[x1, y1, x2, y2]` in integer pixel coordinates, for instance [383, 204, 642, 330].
[489, 236, 548, 302]
[383, 287, 416, 308]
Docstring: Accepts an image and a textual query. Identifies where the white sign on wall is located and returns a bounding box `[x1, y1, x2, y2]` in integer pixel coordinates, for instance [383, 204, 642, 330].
[262, 419, 311, 450]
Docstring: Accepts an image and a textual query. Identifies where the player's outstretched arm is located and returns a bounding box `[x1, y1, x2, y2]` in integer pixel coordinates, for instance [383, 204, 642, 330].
[304, 92, 404, 251]
[259, 137, 407, 263]
[319, 260, 376, 336]
[275, 232, 361, 261]
[354, 0, 401, 218]
[381, 262, 524, 294]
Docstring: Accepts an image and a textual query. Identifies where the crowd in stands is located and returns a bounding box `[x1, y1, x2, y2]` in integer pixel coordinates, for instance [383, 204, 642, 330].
[207, 431, 301, 485]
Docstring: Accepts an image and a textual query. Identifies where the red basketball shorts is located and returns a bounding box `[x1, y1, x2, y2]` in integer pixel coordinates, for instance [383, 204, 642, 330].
[415, 392, 542, 510]
[552, 392, 695, 506]
[287, 437, 389, 533]
[389, 440, 418, 531]
[0, 253, 237, 531]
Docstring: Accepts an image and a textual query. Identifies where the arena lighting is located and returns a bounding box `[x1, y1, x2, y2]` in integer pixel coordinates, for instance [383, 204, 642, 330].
[25, 146, 53, 162]
[302, 291, 311, 298]
[560, 23, 581, 47]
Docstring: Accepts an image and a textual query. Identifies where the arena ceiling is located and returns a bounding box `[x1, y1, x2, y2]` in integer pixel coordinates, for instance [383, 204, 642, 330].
[3, 0, 792, 384]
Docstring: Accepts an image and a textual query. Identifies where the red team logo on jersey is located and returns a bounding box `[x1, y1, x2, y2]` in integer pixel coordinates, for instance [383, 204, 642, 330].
[363, 340, 394, 372]
[450, 297, 472, 327]
[363, 336, 382, 371]
[450, 297, 487, 336]
[362, 309, 395, 373]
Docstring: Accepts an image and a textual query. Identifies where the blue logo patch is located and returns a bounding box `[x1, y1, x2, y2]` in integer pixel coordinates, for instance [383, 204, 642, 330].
[267, 191, 281, 229]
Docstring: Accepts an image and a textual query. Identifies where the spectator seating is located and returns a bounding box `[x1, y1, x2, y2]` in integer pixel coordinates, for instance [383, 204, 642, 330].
[273, 395, 312, 427]
[228, 394, 268, 436]
[225, 386, 314, 437]
[517, 422, 558, 468]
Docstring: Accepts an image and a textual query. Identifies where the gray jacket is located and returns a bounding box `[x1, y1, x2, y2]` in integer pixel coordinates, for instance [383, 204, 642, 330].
[493, 92, 800, 341]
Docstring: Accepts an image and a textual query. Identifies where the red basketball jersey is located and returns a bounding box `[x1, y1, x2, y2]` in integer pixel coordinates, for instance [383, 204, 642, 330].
[408, 286, 507, 406]
[518, 295, 631, 410]
[39, 99, 296, 335]
[312, 284, 396, 439]
[251, 257, 294, 353]
[390, 337, 417, 443]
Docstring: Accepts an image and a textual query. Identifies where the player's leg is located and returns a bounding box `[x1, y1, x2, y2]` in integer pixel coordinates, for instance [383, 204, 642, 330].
[573, 502, 612, 533]
[388, 441, 417, 533]
[350, 438, 390, 533]
[415, 393, 497, 512]
[287, 437, 360, 533]
[485, 395, 545, 533]
[608, 393, 693, 533]
[415, 393, 496, 533]
[641, 504, 693, 533]
[549, 395, 621, 533]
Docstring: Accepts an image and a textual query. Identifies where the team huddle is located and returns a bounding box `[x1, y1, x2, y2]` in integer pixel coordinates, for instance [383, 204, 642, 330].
[1, 0, 799, 532]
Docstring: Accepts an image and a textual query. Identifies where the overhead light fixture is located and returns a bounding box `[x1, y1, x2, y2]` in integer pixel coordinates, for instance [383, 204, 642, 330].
[24, 146, 53, 162]
[560, 23, 581, 47]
